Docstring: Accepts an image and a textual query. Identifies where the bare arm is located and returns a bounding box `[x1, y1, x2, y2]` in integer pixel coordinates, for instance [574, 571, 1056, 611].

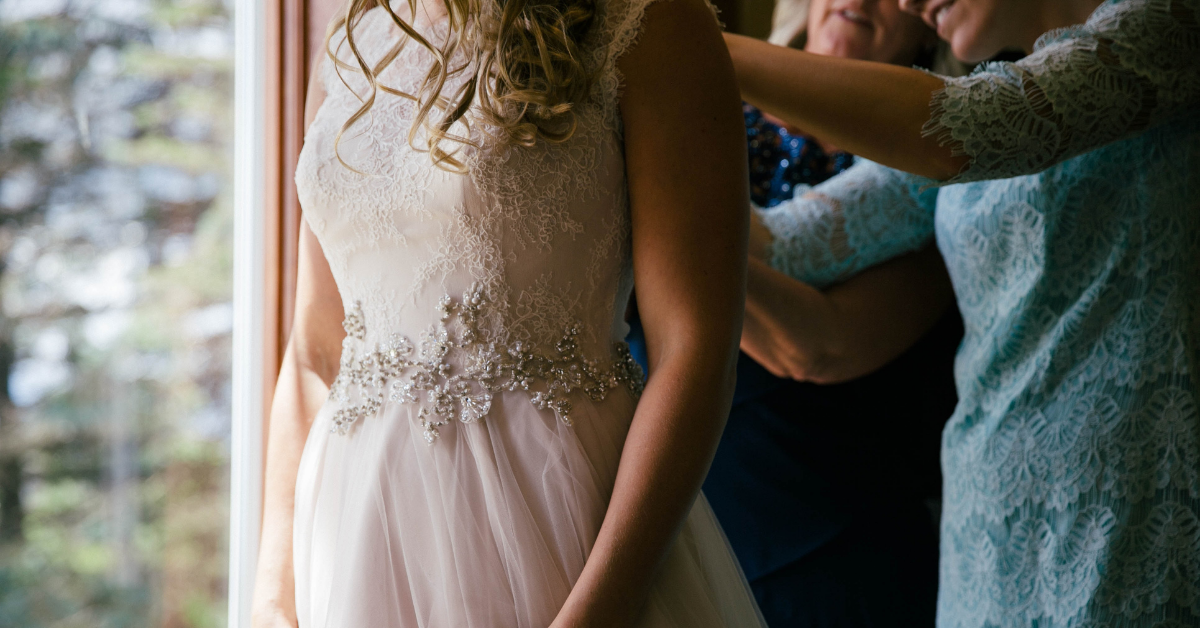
[727, 0, 1200, 185]
[724, 33, 966, 181]
[250, 58, 345, 628]
[549, 1, 748, 626]
[741, 246, 954, 385]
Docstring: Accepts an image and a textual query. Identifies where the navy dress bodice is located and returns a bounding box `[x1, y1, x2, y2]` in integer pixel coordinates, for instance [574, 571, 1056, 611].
[627, 105, 962, 626]
[744, 104, 855, 209]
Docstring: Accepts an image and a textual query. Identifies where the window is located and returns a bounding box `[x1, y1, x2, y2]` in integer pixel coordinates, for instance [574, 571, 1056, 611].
[0, 0, 236, 623]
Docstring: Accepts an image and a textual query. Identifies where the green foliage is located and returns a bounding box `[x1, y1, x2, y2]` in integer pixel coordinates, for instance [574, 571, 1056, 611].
[0, 30, 15, 103]
[0, 0, 235, 624]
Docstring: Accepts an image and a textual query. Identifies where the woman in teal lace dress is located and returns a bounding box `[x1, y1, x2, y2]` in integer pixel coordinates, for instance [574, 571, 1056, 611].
[724, 0, 1199, 626]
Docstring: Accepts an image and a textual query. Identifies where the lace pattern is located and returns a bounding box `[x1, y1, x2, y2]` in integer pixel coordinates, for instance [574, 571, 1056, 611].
[295, 0, 678, 442]
[757, 159, 937, 290]
[330, 286, 644, 443]
[287, 3, 771, 626]
[923, 0, 1200, 184]
[759, 4, 1200, 624]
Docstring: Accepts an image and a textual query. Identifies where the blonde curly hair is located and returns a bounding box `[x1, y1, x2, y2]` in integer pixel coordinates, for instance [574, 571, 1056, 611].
[326, 0, 597, 172]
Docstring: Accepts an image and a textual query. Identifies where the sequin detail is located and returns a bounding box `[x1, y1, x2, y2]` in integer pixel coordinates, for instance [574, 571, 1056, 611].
[329, 286, 645, 444]
[744, 103, 854, 208]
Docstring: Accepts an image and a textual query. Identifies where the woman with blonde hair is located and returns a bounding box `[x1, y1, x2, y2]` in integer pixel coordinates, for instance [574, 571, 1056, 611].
[249, 0, 768, 625]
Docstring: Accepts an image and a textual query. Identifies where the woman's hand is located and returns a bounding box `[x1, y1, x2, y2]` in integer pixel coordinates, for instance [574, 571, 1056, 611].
[742, 245, 953, 384]
[741, 258, 840, 382]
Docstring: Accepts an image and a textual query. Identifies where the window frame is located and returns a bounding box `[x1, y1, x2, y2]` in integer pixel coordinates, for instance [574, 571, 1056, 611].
[230, 0, 312, 621]
[228, 0, 269, 622]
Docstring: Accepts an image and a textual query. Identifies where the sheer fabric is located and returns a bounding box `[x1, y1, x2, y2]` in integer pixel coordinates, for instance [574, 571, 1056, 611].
[925, 0, 1200, 183]
[759, 158, 938, 290]
[290, 0, 767, 626]
[758, 1, 1200, 627]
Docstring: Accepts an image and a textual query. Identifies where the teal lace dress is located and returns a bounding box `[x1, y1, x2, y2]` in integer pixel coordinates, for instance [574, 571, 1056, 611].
[755, 1, 1200, 626]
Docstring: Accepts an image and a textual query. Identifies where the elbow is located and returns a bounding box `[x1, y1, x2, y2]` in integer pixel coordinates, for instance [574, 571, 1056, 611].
[650, 331, 741, 408]
[288, 334, 344, 388]
[703, 337, 743, 405]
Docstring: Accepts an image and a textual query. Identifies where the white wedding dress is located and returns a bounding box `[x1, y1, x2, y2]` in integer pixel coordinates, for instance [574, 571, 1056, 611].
[290, 1, 767, 626]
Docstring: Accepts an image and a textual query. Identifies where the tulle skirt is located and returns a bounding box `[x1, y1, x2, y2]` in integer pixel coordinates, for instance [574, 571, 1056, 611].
[293, 387, 767, 628]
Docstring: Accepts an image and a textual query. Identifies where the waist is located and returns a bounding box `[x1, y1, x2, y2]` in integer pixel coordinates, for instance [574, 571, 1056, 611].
[330, 296, 644, 444]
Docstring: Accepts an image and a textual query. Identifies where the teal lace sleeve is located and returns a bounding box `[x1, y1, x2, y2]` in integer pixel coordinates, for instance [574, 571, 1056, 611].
[758, 159, 938, 290]
[924, 0, 1200, 183]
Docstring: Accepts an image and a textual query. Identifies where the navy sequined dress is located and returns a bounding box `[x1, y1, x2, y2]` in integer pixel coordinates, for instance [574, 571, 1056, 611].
[744, 104, 855, 207]
[628, 105, 962, 628]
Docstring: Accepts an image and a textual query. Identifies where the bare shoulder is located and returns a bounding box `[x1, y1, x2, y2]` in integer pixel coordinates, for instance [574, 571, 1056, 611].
[615, 0, 741, 146]
[616, 0, 731, 91]
[613, 0, 747, 265]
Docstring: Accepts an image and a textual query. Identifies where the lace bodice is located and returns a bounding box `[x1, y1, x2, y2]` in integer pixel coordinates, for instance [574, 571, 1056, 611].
[759, 1, 1200, 626]
[925, 0, 1200, 183]
[295, 0, 667, 441]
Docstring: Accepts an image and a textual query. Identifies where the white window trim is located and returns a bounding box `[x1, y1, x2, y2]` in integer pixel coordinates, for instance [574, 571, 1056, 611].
[229, 0, 267, 624]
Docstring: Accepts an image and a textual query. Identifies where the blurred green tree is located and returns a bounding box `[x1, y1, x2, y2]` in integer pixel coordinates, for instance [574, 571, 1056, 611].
[0, 0, 234, 623]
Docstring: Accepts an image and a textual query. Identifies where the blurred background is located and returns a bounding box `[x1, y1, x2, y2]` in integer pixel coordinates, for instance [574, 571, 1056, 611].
[0, 0, 234, 624]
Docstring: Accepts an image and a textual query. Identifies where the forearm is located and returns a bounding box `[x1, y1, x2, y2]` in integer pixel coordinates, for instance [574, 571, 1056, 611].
[724, 33, 966, 181]
[560, 0, 745, 622]
[751, 159, 939, 289]
[252, 344, 332, 623]
[823, 247, 953, 374]
[743, 248, 954, 384]
[551, 346, 735, 628]
[741, 258, 842, 382]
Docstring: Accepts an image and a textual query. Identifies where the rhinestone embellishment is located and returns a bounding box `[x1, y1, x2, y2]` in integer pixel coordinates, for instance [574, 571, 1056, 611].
[328, 285, 645, 443]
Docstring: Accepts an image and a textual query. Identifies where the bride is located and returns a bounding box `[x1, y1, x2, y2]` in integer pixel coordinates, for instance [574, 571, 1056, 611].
[249, 0, 766, 625]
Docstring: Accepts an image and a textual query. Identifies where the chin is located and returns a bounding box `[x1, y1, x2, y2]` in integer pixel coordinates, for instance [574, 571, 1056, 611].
[815, 38, 871, 60]
[950, 31, 999, 64]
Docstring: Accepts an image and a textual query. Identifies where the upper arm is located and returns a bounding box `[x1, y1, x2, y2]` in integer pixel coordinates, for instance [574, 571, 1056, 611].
[760, 159, 938, 288]
[927, 0, 1200, 183]
[289, 53, 343, 385]
[618, 0, 749, 367]
[305, 50, 329, 131]
[290, 223, 345, 385]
